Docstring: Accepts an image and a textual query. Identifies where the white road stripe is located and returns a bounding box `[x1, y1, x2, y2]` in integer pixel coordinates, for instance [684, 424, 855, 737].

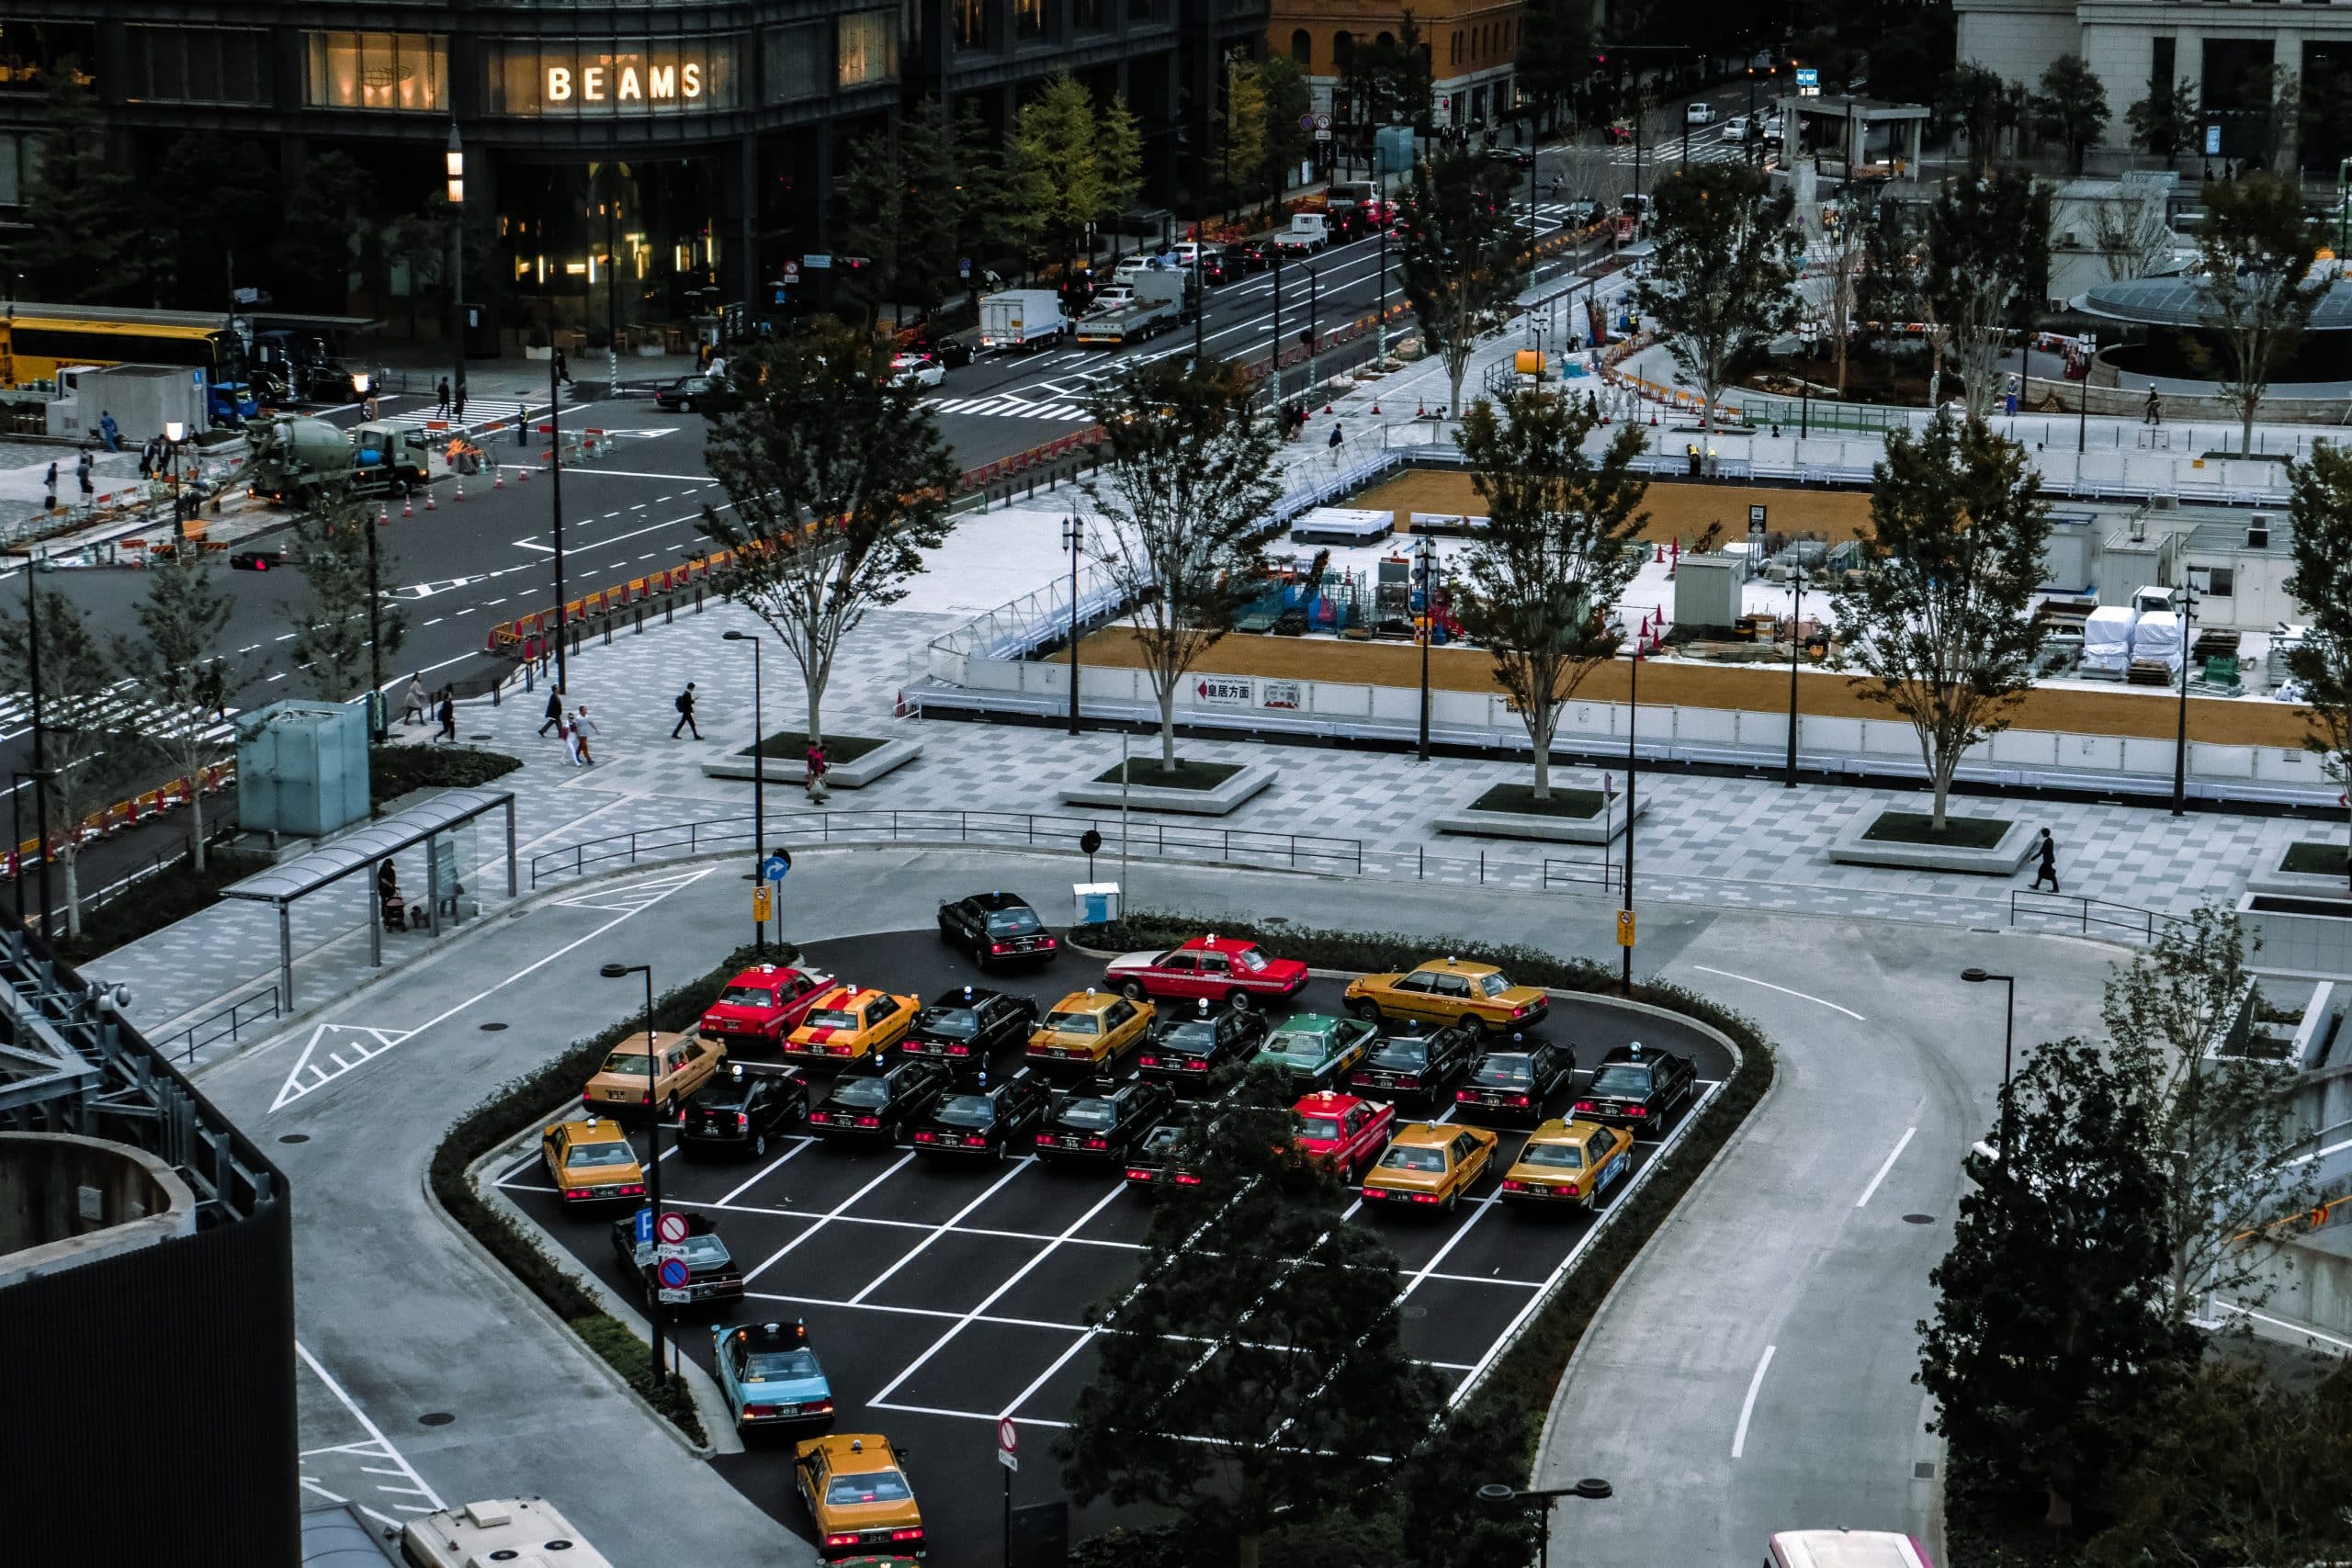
[1689, 964, 1865, 1021]
[1856, 1126, 1917, 1209]
[1731, 1343, 1776, 1459]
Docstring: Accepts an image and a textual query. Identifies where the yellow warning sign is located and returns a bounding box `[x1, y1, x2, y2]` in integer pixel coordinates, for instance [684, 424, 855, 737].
[1615, 909, 1636, 948]
[753, 886, 773, 922]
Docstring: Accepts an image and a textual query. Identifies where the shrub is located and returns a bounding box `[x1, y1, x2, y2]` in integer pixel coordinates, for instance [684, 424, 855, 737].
[55, 844, 264, 962]
[370, 744, 524, 804]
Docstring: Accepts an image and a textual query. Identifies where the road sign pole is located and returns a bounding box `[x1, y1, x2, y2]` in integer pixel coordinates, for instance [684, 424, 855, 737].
[999, 1418, 1020, 1567]
[1002, 1465, 1012, 1568]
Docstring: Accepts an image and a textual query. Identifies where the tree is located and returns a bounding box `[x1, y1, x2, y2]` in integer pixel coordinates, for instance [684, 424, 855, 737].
[1398, 149, 1528, 417]
[1947, 62, 2008, 167]
[1079, 356, 1283, 772]
[2126, 75, 2199, 162]
[2186, 172, 2326, 456]
[1857, 196, 1927, 387]
[1633, 163, 1801, 461]
[9, 62, 144, 304]
[698, 319, 960, 748]
[0, 589, 128, 942]
[271, 151, 373, 315]
[1830, 414, 2052, 831]
[1453, 391, 1652, 799]
[117, 547, 253, 873]
[1218, 51, 1271, 208]
[2282, 443, 2352, 878]
[1917, 1036, 2196, 1532]
[151, 135, 281, 312]
[1516, 0, 1594, 137]
[2032, 55, 2111, 175]
[1095, 95, 1146, 246]
[1009, 73, 1110, 273]
[2091, 177, 2178, 282]
[1815, 196, 1871, 398]
[285, 491, 406, 704]
[954, 101, 1044, 282]
[837, 133, 908, 329]
[896, 100, 966, 316]
[1925, 169, 2050, 421]
[1061, 1063, 1441, 1568]
[1258, 57, 1315, 208]
[2101, 906, 2317, 1327]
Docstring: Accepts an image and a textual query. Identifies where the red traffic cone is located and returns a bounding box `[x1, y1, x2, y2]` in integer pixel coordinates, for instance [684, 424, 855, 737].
[1324, 402, 1334, 415]
[518, 464, 530, 482]
[1654, 542, 1664, 563]
[424, 488, 436, 512]
[402, 494, 413, 518]
[377, 502, 389, 526]
[1416, 401, 1426, 419]
[1371, 402, 1380, 415]
[1650, 410, 1658, 426]
[455, 479, 465, 502]
[493, 467, 505, 491]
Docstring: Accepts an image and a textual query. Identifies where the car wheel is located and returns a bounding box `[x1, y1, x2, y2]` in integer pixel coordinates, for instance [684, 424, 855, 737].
[678, 397, 693, 412]
[1443, 1189, 1461, 1213]
[1349, 998, 1381, 1023]
[1227, 988, 1253, 1012]
[752, 1131, 769, 1158]
[663, 1094, 680, 1121]
[1120, 979, 1148, 1001]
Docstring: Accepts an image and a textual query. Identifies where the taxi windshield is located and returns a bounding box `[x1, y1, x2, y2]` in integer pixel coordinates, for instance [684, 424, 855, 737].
[1044, 1010, 1102, 1035]
[986, 908, 1041, 935]
[1589, 1065, 1654, 1096]
[1479, 974, 1513, 997]
[824, 1469, 912, 1506]
[1262, 1031, 1330, 1065]
[742, 1348, 820, 1382]
[1161, 1021, 1218, 1050]
[600, 1050, 653, 1076]
[803, 1009, 862, 1030]
[830, 1077, 892, 1109]
[1378, 1145, 1446, 1173]
[570, 1143, 636, 1168]
[934, 1094, 997, 1126]
[1059, 1100, 1117, 1130]
[917, 1007, 978, 1038]
[717, 985, 777, 1008]
[1474, 1055, 1535, 1086]
[1520, 1142, 1585, 1169]
[1299, 1115, 1344, 1142]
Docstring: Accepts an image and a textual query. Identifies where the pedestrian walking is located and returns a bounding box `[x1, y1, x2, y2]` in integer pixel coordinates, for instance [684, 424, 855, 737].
[42, 460, 57, 511]
[553, 347, 573, 387]
[804, 741, 830, 805]
[76, 449, 94, 501]
[98, 410, 120, 452]
[435, 688, 457, 742]
[138, 436, 157, 479]
[452, 385, 468, 424]
[2030, 828, 2062, 893]
[1328, 423, 1344, 450]
[435, 377, 451, 418]
[401, 673, 428, 726]
[2143, 387, 2163, 427]
[672, 682, 701, 739]
[539, 682, 567, 738]
[572, 705, 600, 766]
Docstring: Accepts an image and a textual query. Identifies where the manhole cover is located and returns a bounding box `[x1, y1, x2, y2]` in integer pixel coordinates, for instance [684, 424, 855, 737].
[469, 733, 494, 741]
[278, 1134, 310, 1145]
[1902, 1213, 1935, 1225]
[418, 1412, 456, 1427]
[480, 1021, 509, 1032]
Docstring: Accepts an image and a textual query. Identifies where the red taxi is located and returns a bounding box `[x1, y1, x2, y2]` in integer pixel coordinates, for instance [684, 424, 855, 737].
[698, 964, 836, 1055]
[1292, 1091, 1396, 1182]
[1103, 933, 1309, 1010]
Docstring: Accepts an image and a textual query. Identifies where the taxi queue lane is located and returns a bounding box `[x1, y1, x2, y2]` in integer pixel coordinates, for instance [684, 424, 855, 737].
[497, 923, 1735, 1568]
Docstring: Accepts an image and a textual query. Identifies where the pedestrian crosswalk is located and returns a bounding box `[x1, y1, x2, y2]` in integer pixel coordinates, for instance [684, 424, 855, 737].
[1597, 140, 1751, 169]
[374, 399, 532, 434]
[0, 679, 241, 747]
[925, 392, 1095, 423]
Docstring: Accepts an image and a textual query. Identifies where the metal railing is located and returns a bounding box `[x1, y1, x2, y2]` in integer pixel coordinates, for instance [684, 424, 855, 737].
[158, 985, 281, 1065]
[527, 809, 1364, 888]
[2008, 889, 2186, 942]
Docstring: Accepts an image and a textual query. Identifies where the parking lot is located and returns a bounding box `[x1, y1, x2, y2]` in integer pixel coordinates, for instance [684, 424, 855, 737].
[497, 924, 1732, 1566]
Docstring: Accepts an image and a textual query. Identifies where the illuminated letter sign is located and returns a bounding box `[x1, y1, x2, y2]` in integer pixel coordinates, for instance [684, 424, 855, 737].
[618, 66, 642, 100]
[683, 62, 701, 97]
[648, 63, 675, 97]
[547, 65, 572, 100]
[582, 65, 605, 100]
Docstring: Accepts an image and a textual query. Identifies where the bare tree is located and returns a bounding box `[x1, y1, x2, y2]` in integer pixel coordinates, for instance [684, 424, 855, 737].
[1633, 163, 1800, 465]
[0, 588, 129, 942]
[2187, 172, 2329, 456]
[1926, 169, 2051, 422]
[1080, 356, 1283, 772]
[2093, 181, 2179, 282]
[285, 488, 405, 703]
[1816, 200, 1871, 398]
[117, 545, 258, 873]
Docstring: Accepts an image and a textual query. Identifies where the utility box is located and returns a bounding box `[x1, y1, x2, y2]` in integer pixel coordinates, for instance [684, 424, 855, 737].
[1672, 553, 1746, 631]
[2039, 513, 2096, 595]
[1374, 125, 1417, 175]
[1073, 883, 1122, 927]
[45, 364, 209, 446]
[237, 700, 369, 839]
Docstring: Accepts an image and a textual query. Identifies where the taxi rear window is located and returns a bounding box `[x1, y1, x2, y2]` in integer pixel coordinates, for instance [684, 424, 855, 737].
[717, 985, 777, 1007]
[825, 1469, 912, 1505]
[743, 1348, 820, 1382]
[986, 908, 1041, 935]
[1378, 1145, 1446, 1172]
[1299, 1115, 1344, 1141]
[569, 1143, 636, 1168]
[600, 1050, 652, 1075]
[1519, 1142, 1584, 1169]
[1474, 1055, 1535, 1085]
[1059, 1100, 1117, 1130]
[830, 1077, 891, 1108]
[1589, 1065, 1654, 1095]
[803, 1009, 861, 1030]
[935, 1094, 996, 1125]
[1044, 1010, 1102, 1035]
[918, 1007, 978, 1037]
[1479, 974, 1512, 997]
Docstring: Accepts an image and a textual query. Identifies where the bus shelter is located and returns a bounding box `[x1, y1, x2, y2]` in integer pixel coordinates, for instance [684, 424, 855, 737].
[219, 786, 518, 1009]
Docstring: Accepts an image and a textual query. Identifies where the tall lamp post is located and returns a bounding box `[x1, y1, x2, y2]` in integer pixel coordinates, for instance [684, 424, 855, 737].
[1960, 967, 2017, 1166]
[162, 418, 187, 542]
[18, 565, 51, 936]
[1414, 532, 1438, 761]
[445, 121, 468, 421]
[1476, 1476, 1613, 1568]
[1375, 189, 1391, 366]
[722, 630, 766, 953]
[1784, 567, 1808, 787]
[1061, 514, 1085, 736]
[597, 961, 664, 1381]
[1305, 265, 1319, 394]
[2171, 576, 2199, 818]
[1622, 646, 1641, 994]
[1269, 245, 1283, 407]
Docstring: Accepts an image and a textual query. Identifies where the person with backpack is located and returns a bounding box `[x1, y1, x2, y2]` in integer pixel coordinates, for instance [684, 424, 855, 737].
[672, 682, 701, 739]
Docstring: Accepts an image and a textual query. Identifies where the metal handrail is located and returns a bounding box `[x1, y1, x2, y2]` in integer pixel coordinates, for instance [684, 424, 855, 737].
[2008, 889, 2187, 942]
[162, 984, 281, 1064]
[526, 809, 1364, 888]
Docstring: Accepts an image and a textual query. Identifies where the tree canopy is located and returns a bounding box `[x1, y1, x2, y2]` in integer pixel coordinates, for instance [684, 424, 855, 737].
[1633, 163, 1801, 459]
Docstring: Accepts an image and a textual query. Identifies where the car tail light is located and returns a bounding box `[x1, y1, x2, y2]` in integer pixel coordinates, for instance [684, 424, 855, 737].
[1626, 1106, 1648, 1117]
[1501, 1180, 1527, 1194]
[826, 1535, 860, 1549]
[991, 942, 1008, 954]
[1413, 1191, 1442, 1204]
[639, 1092, 651, 1104]
[1510, 1094, 1531, 1107]
[617, 1184, 644, 1197]
[1398, 1075, 1421, 1089]
[1035, 1133, 1051, 1147]
[855, 1115, 881, 1128]
[1086, 1136, 1109, 1150]
[809, 1400, 832, 1413]
[1184, 1058, 1207, 1072]
[564, 1189, 591, 1201]
[1574, 1100, 1596, 1113]
[1138, 1055, 1159, 1068]
[1454, 1089, 1474, 1102]
[1175, 1172, 1202, 1185]
[914, 1131, 936, 1143]
[736, 1113, 750, 1128]
[947, 1043, 970, 1056]
[890, 1529, 924, 1543]
[743, 1404, 777, 1418]
[1039, 936, 1057, 949]
[1564, 1182, 1582, 1196]
[965, 1134, 988, 1147]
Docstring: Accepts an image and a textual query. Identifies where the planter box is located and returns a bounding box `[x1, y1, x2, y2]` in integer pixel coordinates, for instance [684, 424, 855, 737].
[1827, 810, 2037, 875]
[2246, 841, 2352, 900]
[1434, 797, 1647, 844]
[701, 738, 922, 790]
[1058, 762, 1277, 817]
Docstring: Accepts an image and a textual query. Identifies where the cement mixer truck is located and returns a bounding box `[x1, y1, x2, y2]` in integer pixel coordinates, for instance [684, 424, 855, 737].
[242, 415, 433, 508]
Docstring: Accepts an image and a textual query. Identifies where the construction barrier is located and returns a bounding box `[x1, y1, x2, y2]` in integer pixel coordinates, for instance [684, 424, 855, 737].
[0, 761, 235, 877]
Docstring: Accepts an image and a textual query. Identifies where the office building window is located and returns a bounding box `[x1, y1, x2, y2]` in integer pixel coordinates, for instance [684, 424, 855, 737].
[0, 132, 21, 206]
[837, 11, 899, 87]
[763, 26, 827, 102]
[304, 32, 447, 112]
[1074, 0, 1104, 28]
[1291, 29, 1312, 65]
[956, 0, 989, 49]
[126, 26, 269, 105]
[0, 21, 96, 91]
[2152, 35, 2175, 87]
[1017, 0, 1047, 40]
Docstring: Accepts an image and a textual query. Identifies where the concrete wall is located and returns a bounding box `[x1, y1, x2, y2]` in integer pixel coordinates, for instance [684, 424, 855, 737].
[0, 1132, 197, 1289]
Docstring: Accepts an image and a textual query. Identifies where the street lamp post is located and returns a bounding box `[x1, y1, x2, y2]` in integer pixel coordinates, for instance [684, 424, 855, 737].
[1623, 647, 1640, 995]
[18, 565, 51, 936]
[9, 768, 53, 931]
[1375, 199, 1390, 367]
[597, 962, 664, 1381]
[1476, 1477, 1613, 1568]
[1062, 515, 1084, 737]
[722, 630, 765, 953]
[162, 418, 187, 541]
[1415, 532, 1438, 761]
[1306, 265, 1319, 397]
[2172, 577, 2199, 818]
[1784, 568, 1807, 787]
[1960, 967, 2017, 1166]
[1269, 245, 1283, 407]
[445, 121, 467, 421]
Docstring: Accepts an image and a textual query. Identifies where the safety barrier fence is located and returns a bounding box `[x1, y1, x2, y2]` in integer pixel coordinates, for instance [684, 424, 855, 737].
[2008, 889, 2186, 942]
[156, 985, 282, 1066]
[4, 764, 235, 879]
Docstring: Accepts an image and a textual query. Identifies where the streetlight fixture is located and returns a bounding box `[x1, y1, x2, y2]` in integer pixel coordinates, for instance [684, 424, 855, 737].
[163, 418, 188, 542]
[17, 565, 51, 936]
[721, 630, 767, 953]
[1784, 567, 1808, 787]
[1622, 644, 1641, 995]
[2172, 576, 2200, 818]
[597, 959, 664, 1383]
[1304, 265, 1320, 398]
[1476, 1476, 1613, 1568]
[1414, 532, 1439, 761]
[445, 120, 467, 423]
[1960, 967, 2018, 1166]
[1061, 515, 1085, 737]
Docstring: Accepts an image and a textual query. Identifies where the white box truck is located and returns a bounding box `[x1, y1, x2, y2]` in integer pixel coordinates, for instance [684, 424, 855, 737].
[979, 288, 1069, 353]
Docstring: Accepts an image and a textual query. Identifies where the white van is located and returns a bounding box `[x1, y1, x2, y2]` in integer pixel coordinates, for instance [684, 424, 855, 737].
[1767, 1529, 1935, 1568]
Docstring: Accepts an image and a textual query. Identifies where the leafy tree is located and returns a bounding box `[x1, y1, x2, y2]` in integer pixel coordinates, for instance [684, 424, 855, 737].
[1258, 57, 1315, 207]
[1096, 94, 1146, 247]
[117, 547, 254, 872]
[2242, 65, 2301, 174]
[1062, 1062, 1441, 1568]
[1924, 168, 2050, 421]
[0, 588, 128, 942]
[1830, 414, 2051, 830]
[1398, 149, 1528, 416]
[2089, 1357, 2352, 1568]
[271, 151, 373, 315]
[1515, 0, 1594, 138]
[376, 211, 450, 342]
[698, 319, 959, 747]
[151, 136, 281, 312]
[1079, 356, 1283, 772]
[837, 133, 909, 329]
[1009, 73, 1110, 272]
[954, 100, 1040, 282]
[2101, 906, 2317, 1326]
[1856, 195, 1927, 385]
[1391, 1395, 1546, 1568]
[1218, 51, 1272, 208]
[2032, 54, 2111, 175]
[896, 100, 966, 315]
[1453, 391, 1652, 799]
[2282, 443, 2352, 878]
[1341, 13, 1436, 135]
[1633, 163, 1801, 460]
[1947, 62, 2009, 166]
[286, 491, 406, 705]
[2186, 172, 2326, 455]
[2126, 75, 2199, 161]
[9, 62, 144, 304]
[1917, 1036, 2196, 1532]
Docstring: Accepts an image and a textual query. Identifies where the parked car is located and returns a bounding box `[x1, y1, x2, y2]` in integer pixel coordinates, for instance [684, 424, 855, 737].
[679, 1062, 809, 1160]
[888, 352, 944, 390]
[653, 374, 738, 414]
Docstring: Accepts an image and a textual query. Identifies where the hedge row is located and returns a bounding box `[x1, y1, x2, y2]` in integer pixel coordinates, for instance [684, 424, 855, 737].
[427, 939, 787, 1448]
[1074, 913, 1779, 1466]
[370, 743, 525, 804]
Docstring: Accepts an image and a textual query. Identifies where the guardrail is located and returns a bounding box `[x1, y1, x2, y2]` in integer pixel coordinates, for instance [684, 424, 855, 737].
[157, 984, 281, 1065]
[527, 808, 1363, 887]
[2008, 889, 2186, 942]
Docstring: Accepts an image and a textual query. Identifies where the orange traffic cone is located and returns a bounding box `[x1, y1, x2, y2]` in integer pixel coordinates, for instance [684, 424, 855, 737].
[1324, 402, 1334, 415]
[455, 479, 465, 502]
[1416, 401, 1426, 418]
[1654, 542, 1664, 563]
[1371, 402, 1380, 415]
[424, 489, 436, 512]
[402, 494, 413, 518]
[1650, 410, 1658, 426]
[377, 502, 389, 526]
[493, 467, 505, 491]
[518, 464, 530, 482]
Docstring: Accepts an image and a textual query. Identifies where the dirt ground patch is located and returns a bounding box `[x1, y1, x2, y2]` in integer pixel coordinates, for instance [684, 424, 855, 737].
[1349, 471, 1876, 545]
[1064, 627, 2316, 748]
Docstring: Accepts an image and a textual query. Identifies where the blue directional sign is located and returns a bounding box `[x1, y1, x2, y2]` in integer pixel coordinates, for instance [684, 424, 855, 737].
[763, 852, 791, 883]
[656, 1257, 691, 1292]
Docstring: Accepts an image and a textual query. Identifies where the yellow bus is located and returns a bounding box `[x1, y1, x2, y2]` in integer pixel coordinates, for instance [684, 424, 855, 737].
[0, 302, 254, 420]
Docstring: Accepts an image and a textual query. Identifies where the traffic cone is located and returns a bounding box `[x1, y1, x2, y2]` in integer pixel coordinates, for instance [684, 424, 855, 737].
[455, 479, 465, 502]
[518, 464, 530, 482]
[1650, 409, 1658, 426]
[1324, 402, 1334, 415]
[377, 502, 389, 526]
[493, 467, 505, 491]
[424, 488, 436, 513]
[1371, 402, 1380, 415]
[1654, 542, 1664, 563]
[402, 494, 413, 518]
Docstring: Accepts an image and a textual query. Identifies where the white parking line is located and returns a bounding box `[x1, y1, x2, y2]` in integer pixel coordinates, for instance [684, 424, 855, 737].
[716, 1137, 818, 1204]
[1855, 1126, 1917, 1209]
[297, 1341, 445, 1512]
[1689, 964, 1865, 1021]
[850, 1157, 1035, 1304]
[741, 1152, 918, 1282]
[1731, 1343, 1776, 1459]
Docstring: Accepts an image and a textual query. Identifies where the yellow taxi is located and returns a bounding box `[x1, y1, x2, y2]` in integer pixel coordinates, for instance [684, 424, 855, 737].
[795, 1432, 925, 1559]
[1025, 988, 1154, 1069]
[1343, 956, 1549, 1034]
[539, 1116, 648, 1207]
[784, 986, 921, 1066]
[582, 1030, 726, 1118]
[1498, 1118, 1635, 1211]
[1359, 1121, 1498, 1213]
